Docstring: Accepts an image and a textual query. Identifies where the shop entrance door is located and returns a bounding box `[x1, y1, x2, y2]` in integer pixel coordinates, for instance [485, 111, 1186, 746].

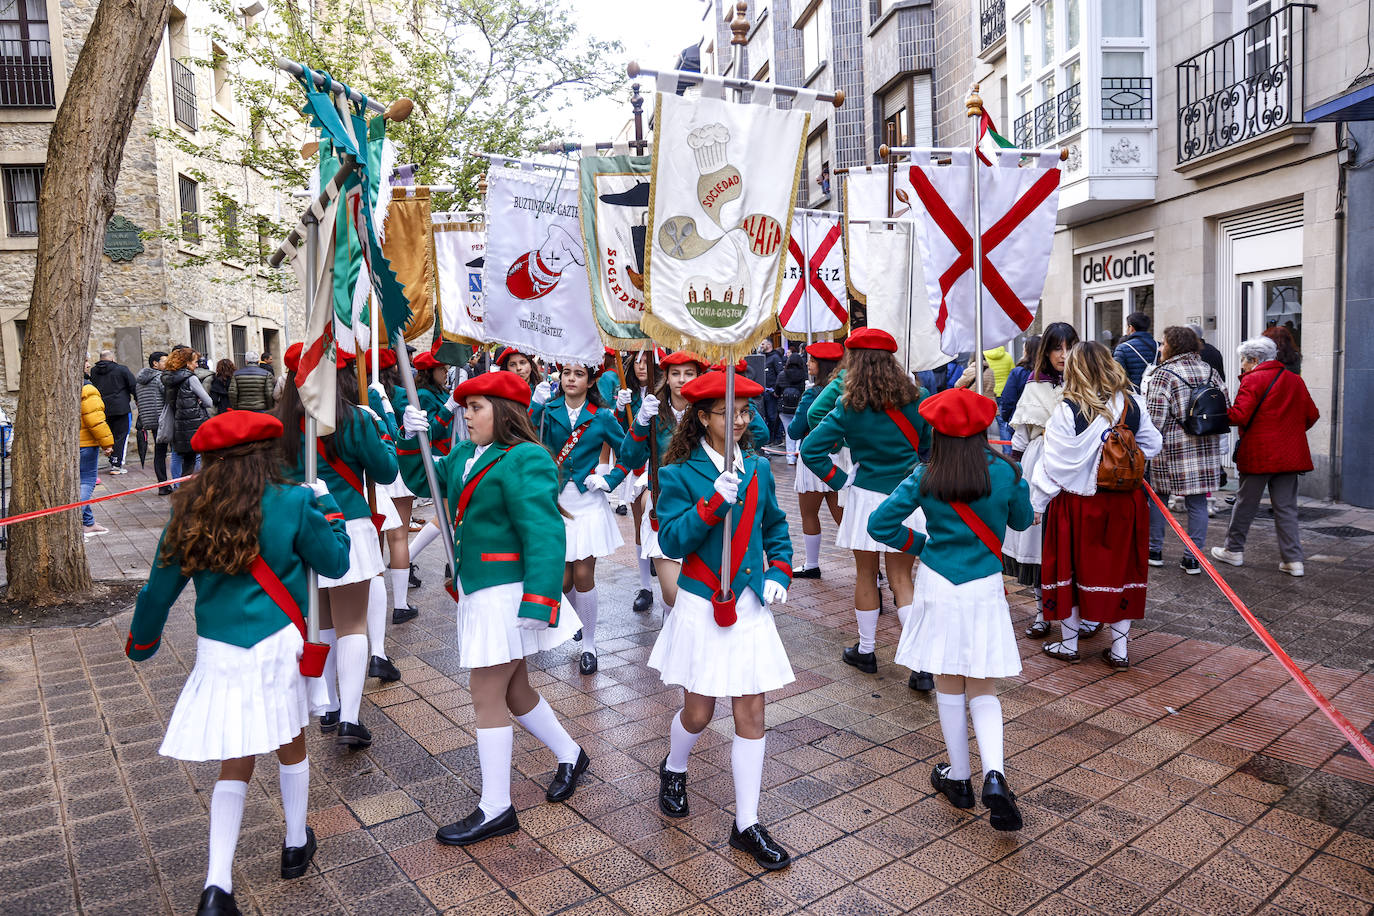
[1233, 269, 1302, 382]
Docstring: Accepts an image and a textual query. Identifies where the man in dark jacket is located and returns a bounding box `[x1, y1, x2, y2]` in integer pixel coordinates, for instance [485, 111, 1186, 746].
[88, 349, 137, 473]
[228, 350, 276, 412]
[1189, 323, 1226, 382]
[1113, 312, 1158, 391]
[135, 352, 169, 491]
[758, 339, 785, 444]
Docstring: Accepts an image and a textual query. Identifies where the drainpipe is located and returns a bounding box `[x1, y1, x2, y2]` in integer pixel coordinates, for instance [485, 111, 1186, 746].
[1329, 122, 1347, 502]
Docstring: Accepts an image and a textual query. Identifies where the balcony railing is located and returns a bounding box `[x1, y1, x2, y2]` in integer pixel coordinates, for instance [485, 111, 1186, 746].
[1103, 77, 1153, 121]
[171, 59, 198, 131]
[1032, 97, 1057, 145]
[0, 39, 55, 108]
[1057, 82, 1081, 135]
[1013, 112, 1033, 148]
[1176, 3, 1314, 164]
[980, 0, 1006, 51]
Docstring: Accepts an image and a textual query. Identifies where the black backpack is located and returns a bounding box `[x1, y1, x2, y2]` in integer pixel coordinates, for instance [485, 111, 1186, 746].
[1156, 366, 1228, 436]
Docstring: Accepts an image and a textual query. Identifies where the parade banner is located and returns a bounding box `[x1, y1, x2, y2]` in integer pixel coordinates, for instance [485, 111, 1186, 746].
[434, 215, 486, 346]
[290, 192, 340, 434]
[481, 168, 602, 366]
[377, 188, 436, 342]
[864, 222, 950, 372]
[578, 154, 653, 347]
[910, 151, 1060, 354]
[779, 209, 847, 340]
[643, 91, 809, 360]
[841, 167, 915, 304]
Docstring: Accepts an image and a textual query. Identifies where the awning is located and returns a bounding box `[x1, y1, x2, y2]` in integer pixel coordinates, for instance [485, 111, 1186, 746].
[1306, 80, 1374, 123]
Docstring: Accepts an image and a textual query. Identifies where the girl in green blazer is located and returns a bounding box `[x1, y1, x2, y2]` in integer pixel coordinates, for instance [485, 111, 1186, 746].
[785, 341, 846, 578]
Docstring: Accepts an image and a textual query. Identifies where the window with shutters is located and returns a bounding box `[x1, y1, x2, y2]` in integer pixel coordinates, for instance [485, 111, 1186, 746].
[2, 165, 42, 237]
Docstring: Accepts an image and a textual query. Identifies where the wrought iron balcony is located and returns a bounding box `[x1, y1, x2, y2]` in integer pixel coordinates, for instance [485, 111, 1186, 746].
[1176, 3, 1315, 164]
[1057, 82, 1081, 135]
[0, 39, 55, 108]
[171, 59, 198, 131]
[1103, 77, 1152, 121]
[1033, 96, 1056, 145]
[1013, 112, 1033, 148]
[980, 0, 1006, 51]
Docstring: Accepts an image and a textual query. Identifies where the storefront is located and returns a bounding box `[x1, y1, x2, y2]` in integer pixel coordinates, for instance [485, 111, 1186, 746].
[1215, 200, 1303, 385]
[1075, 234, 1155, 350]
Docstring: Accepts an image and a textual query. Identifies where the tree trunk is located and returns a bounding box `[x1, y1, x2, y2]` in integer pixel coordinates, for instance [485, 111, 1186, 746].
[5, 0, 173, 605]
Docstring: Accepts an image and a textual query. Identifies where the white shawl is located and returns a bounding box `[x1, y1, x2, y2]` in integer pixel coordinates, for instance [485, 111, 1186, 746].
[1030, 393, 1162, 511]
[1009, 380, 1063, 451]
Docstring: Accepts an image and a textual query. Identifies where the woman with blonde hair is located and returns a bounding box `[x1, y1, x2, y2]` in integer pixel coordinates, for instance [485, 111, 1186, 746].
[1032, 341, 1161, 669]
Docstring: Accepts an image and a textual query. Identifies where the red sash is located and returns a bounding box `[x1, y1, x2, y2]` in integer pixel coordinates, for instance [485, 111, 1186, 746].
[555, 404, 597, 466]
[302, 418, 385, 532]
[249, 555, 329, 676]
[950, 501, 1002, 558]
[444, 448, 513, 602]
[681, 472, 759, 595]
[885, 406, 923, 452]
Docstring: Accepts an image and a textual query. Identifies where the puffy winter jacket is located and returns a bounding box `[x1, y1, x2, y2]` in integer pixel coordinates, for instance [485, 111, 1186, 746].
[134, 368, 165, 431]
[161, 369, 211, 452]
[1113, 331, 1158, 390]
[982, 347, 1015, 396]
[80, 384, 114, 448]
[774, 355, 808, 414]
[88, 359, 136, 416]
[228, 365, 276, 412]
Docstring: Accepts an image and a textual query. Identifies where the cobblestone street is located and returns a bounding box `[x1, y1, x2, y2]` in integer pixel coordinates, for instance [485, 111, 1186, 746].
[2, 460, 1372, 915]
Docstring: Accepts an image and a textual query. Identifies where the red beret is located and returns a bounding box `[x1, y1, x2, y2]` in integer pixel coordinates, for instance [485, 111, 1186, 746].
[709, 358, 750, 373]
[659, 351, 706, 371]
[364, 348, 397, 370]
[494, 347, 529, 368]
[191, 410, 283, 453]
[284, 342, 304, 374]
[452, 371, 532, 408]
[918, 388, 997, 438]
[846, 328, 898, 352]
[413, 352, 441, 371]
[681, 370, 764, 403]
[808, 341, 844, 361]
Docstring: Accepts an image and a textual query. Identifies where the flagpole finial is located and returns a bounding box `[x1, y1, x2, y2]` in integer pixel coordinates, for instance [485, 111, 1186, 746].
[832, 89, 845, 108]
[966, 85, 984, 119]
[477, 172, 488, 197]
[731, 1, 749, 45]
[384, 98, 414, 122]
[301, 141, 319, 160]
[628, 61, 642, 78]
[878, 143, 890, 160]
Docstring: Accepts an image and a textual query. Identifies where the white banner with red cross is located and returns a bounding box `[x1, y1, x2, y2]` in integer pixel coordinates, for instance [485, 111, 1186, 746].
[779, 209, 847, 340]
[909, 150, 1061, 354]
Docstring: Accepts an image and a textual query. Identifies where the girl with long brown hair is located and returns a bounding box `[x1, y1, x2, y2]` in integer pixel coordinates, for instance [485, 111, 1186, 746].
[125, 411, 350, 916]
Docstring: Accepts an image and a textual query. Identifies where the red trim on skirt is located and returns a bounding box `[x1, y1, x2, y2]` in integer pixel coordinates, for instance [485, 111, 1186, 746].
[1040, 489, 1149, 624]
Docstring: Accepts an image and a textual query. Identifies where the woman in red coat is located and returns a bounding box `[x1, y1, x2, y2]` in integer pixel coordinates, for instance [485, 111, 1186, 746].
[1210, 336, 1319, 577]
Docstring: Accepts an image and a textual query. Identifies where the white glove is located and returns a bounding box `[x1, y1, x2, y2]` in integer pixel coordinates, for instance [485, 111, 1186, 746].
[713, 471, 740, 503]
[805, 379, 815, 390]
[763, 580, 788, 605]
[368, 382, 394, 414]
[517, 615, 550, 631]
[615, 388, 633, 409]
[443, 393, 459, 414]
[402, 405, 428, 437]
[583, 474, 611, 493]
[533, 380, 554, 405]
[636, 394, 660, 426]
[487, 364, 502, 373]
[304, 479, 329, 498]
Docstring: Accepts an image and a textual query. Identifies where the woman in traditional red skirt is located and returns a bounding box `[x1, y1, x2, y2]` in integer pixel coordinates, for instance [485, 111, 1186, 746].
[1030, 342, 1162, 668]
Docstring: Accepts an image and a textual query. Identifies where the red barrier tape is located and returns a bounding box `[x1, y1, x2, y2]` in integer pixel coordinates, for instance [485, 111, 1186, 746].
[0, 475, 194, 529]
[1144, 483, 1374, 769]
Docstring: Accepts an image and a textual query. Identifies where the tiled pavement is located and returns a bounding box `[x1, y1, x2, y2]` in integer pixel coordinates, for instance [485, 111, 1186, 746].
[2, 459, 1373, 915]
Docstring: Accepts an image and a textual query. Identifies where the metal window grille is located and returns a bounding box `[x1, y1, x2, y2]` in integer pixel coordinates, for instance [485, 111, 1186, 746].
[2, 165, 42, 237]
[1013, 112, 1033, 148]
[178, 174, 199, 244]
[1056, 82, 1081, 134]
[0, 0, 54, 108]
[980, 0, 1006, 50]
[189, 319, 209, 357]
[1032, 96, 1057, 145]
[220, 199, 240, 258]
[171, 59, 197, 131]
[231, 325, 247, 366]
[1103, 77, 1153, 121]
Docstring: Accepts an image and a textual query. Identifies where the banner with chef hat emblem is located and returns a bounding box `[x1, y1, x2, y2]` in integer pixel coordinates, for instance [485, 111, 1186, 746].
[642, 91, 809, 361]
[433, 214, 486, 346]
[481, 167, 604, 366]
[578, 153, 654, 348]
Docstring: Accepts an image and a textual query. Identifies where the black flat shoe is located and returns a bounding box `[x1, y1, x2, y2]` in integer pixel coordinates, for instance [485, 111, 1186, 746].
[658, 757, 688, 818]
[793, 566, 821, 579]
[632, 588, 653, 613]
[930, 763, 975, 809]
[337, 720, 372, 749]
[842, 643, 877, 674]
[158, 486, 175, 496]
[908, 670, 935, 692]
[368, 655, 401, 682]
[981, 770, 1023, 831]
[436, 805, 519, 846]
[1024, 620, 1052, 639]
[1101, 647, 1130, 670]
[408, 564, 422, 588]
[579, 652, 598, 675]
[280, 826, 316, 879]
[572, 628, 583, 642]
[319, 709, 339, 733]
[195, 886, 241, 916]
[546, 748, 590, 802]
[615, 504, 629, 516]
[729, 822, 791, 871]
[391, 605, 419, 624]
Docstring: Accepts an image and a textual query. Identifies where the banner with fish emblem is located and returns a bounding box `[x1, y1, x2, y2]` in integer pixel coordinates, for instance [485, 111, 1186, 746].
[642, 91, 809, 361]
[578, 154, 654, 347]
[779, 208, 847, 340]
[433, 214, 486, 346]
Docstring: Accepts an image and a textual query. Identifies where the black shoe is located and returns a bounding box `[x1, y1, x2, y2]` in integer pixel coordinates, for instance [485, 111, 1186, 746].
[572, 628, 583, 642]
[280, 826, 316, 879]
[337, 720, 372, 749]
[158, 486, 174, 496]
[443, 563, 451, 580]
[1148, 549, 1164, 567]
[579, 652, 598, 675]
[793, 566, 821, 579]
[930, 763, 975, 809]
[909, 671, 935, 692]
[435, 806, 519, 846]
[392, 605, 419, 624]
[319, 710, 339, 733]
[842, 643, 877, 674]
[632, 588, 653, 613]
[546, 748, 590, 802]
[1180, 555, 1201, 575]
[615, 504, 629, 516]
[408, 564, 422, 588]
[196, 886, 241, 916]
[981, 770, 1023, 831]
[650, 563, 657, 577]
[658, 757, 689, 818]
[729, 822, 791, 871]
[368, 655, 401, 682]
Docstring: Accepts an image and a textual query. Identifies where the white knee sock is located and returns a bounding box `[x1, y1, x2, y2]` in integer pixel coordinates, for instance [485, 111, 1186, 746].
[804, 533, 821, 569]
[732, 734, 766, 831]
[205, 780, 247, 892]
[320, 628, 339, 712]
[638, 558, 653, 589]
[410, 522, 441, 560]
[936, 692, 971, 780]
[514, 697, 581, 765]
[968, 695, 1004, 776]
[897, 604, 913, 627]
[1110, 621, 1130, 658]
[666, 710, 703, 773]
[476, 726, 513, 821]
[575, 587, 599, 654]
[856, 608, 879, 654]
[388, 567, 409, 611]
[365, 577, 387, 662]
[278, 759, 310, 848]
[1060, 606, 1082, 653]
[336, 634, 368, 724]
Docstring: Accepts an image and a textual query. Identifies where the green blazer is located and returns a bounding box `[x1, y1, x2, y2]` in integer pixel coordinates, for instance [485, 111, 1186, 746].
[285, 408, 398, 520]
[126, 484, 350, 660]
[531, 396, 630, 493]
[806, 371, 845, 425]
[801, 391, 931, 495]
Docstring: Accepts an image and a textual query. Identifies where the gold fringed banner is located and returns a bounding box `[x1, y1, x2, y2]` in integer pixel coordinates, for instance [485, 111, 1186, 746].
[378, 188, 435, 342]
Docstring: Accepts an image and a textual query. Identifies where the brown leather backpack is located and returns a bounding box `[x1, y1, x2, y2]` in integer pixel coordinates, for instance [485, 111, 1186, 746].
[1067, 397, 1145, 492]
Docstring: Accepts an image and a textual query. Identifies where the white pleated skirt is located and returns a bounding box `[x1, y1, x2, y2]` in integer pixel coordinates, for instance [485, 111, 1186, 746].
[318, 516, 384, 587]
[836, 485, 925, 553]
[637, 490, 669, 560]
[159, 624, 328, 761]
[795, 448, 853, 494]
[895, 565, 1022, 679]
[648, 587, 795, 697]
[456, 582, 583, 669]
[1003, 436, 1044, 567]
[560, 481, 624, 561]
[377, 471, 414, 500]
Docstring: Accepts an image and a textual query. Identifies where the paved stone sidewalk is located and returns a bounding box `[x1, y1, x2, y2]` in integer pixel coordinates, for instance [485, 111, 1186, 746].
[1, 460, 1372, 915]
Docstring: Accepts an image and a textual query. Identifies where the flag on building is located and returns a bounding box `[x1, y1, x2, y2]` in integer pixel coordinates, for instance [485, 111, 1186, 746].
[779, 209, 847, 340]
